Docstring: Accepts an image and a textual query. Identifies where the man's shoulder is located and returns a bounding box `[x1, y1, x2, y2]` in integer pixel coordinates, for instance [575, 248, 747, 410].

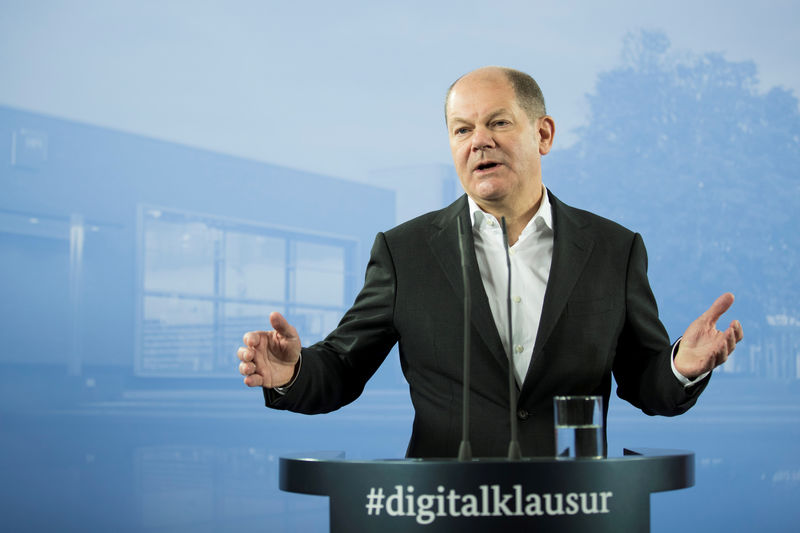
[550, 191, 636, 240]
[384, 195, 466, 239]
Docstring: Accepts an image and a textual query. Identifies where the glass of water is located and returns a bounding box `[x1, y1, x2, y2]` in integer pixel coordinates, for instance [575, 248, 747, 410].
[554, 395, 605, 459]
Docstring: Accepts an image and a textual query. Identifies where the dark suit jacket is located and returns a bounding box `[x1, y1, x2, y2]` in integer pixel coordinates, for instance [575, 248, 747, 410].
[265, 191, 709, 457]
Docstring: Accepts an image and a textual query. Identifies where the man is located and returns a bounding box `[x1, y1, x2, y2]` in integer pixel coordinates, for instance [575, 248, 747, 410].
[237, 66, 743, 457]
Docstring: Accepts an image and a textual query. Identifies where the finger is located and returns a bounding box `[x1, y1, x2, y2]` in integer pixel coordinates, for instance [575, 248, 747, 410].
[270, 311, 298, 340]
[238, 361, 255, 376]
[243, 331, 264, 348]
[699, 292, 734, 326]
[732, 320, 744, 343]
[237, 346, 253, 362]
[244, 373, 263, 387]
[725, 328, 736, 356]
[725, 330, 736, 355]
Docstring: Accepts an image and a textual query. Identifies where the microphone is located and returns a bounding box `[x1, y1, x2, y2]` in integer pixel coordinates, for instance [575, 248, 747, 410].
[457, 217, 473, 461]
[501, 217, 522, 460]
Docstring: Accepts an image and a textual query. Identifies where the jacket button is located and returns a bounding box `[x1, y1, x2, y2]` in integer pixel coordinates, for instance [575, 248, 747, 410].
[517, 409, 530, 420]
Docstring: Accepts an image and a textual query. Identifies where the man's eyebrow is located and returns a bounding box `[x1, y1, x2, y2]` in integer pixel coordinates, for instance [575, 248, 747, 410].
[486, 109, 513, 121]
[448, 109, 514, 128]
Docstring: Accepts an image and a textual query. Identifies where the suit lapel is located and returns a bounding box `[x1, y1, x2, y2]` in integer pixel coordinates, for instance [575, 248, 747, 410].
[428, 196, 509, 371]
[521, 192, 595, 393]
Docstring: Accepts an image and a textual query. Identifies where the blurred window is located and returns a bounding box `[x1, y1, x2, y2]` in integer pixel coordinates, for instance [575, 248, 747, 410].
[137, 206, 357, 377]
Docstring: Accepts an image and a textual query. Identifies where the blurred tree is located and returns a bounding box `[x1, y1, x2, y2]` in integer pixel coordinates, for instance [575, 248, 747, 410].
[548, 30, 800, 357]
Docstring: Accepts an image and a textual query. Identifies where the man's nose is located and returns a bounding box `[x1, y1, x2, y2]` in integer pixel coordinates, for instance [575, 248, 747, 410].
[471, 127, 495, 151]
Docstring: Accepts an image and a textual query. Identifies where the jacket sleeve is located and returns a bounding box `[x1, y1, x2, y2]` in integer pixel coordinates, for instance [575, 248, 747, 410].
[263, 232, 399, 414]
[613, 233, 710, 416]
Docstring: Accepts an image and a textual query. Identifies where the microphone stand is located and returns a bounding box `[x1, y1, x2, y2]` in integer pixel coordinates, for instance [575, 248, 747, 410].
[457, 217, 472, 461]
[501, 217, 522, 460]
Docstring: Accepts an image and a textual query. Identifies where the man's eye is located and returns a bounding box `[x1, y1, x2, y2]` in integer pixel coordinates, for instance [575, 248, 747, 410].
[493, 120, 509, 127]
[455, 127, 470, 135]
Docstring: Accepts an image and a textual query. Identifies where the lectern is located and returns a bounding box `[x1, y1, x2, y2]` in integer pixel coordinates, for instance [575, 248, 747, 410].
[280, 448, 693, 533]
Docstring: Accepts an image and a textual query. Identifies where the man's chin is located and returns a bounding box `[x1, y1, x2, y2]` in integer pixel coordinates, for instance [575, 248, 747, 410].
[472, 184, 511, 203]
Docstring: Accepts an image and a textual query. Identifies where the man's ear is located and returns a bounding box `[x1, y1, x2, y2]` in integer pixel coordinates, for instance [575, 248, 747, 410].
[538, 116, 555, 155]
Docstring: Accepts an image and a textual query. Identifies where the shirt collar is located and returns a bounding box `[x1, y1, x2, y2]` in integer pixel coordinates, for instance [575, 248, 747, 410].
[467, 185, 553, 236]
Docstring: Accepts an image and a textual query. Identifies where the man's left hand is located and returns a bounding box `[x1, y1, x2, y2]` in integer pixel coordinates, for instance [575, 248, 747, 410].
[674, 292, 744, 380]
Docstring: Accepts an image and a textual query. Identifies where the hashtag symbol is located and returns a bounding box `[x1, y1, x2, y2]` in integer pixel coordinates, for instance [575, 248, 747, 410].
[365, 487, 385, 516]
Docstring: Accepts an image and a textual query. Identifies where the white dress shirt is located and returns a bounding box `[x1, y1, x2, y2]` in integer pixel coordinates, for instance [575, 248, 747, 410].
[468, 188, 554, 386]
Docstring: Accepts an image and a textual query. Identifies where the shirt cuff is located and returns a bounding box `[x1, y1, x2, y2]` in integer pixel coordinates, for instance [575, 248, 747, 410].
[670, 337, 710, 387]
[271, 353, 302, 396]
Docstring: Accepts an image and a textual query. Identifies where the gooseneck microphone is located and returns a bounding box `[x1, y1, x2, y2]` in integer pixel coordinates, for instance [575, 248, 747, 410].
[501, 217, 523, 460]
[457, 217, 473, 461]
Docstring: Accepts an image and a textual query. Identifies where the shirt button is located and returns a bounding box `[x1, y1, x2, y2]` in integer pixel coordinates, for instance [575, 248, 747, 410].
[517, 409, 530, 420]
[514, 345, 524, 353]
[509, 248, 516, 256]
[488, 219, 496, 227]
[513, 296, 521, 303]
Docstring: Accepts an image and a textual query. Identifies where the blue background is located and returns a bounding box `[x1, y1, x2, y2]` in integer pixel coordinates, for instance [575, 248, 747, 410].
[1, 2, 798, 531]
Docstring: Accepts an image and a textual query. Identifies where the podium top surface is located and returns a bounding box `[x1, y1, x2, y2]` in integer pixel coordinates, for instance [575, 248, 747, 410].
[280, 447, 690, 464]
[280, 448, 694, 496]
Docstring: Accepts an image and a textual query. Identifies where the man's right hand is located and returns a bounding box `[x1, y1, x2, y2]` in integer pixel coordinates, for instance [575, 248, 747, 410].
[238, 312, 302, 389]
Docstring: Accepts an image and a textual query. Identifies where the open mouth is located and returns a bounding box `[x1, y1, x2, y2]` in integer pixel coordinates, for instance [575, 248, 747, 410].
[475, 162, 500, 171]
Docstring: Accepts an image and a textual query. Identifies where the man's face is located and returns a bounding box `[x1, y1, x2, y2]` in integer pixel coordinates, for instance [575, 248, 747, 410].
[446, 72, 552, 210]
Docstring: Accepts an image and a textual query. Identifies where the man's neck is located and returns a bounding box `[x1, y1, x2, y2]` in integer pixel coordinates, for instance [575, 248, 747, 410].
[475, 186, 545, 246]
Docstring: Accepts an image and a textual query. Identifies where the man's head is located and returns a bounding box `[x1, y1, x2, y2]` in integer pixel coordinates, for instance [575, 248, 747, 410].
[445, 66, 555, 214]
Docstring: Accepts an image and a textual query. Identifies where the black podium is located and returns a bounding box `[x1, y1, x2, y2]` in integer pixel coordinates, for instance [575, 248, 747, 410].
[280, 448, 693, 532]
